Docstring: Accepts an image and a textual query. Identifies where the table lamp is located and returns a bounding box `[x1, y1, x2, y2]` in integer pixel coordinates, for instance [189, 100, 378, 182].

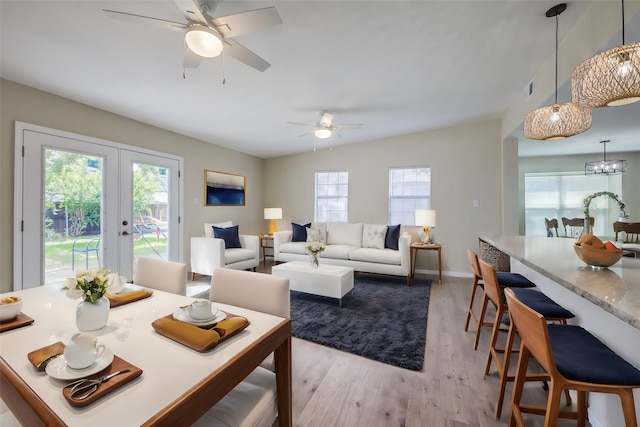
[415, 210, 436, 244]
[264, 208, 282, 235]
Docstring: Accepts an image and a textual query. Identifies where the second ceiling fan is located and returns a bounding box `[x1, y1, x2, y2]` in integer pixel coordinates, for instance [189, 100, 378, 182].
[103, 0, 282, 74]
[288, 111, 363, 140]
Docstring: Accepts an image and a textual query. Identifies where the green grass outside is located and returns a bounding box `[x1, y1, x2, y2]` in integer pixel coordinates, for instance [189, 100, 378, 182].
[45, 236, 168, 272]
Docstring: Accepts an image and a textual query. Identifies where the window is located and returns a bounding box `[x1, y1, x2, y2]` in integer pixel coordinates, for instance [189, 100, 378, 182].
[524, 172, 622, 237]
[388, 167, 431, 225]
[315, 171, 348, 222]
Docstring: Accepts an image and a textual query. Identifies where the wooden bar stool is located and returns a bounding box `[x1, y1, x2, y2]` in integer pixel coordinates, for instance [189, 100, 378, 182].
[479, 260, 574, 419]
[465, 250, 536, 350]
[505, 287, 640, 427]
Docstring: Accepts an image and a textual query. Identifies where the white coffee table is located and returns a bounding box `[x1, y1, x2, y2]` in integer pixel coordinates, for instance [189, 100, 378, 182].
[272, 261, 354, 307]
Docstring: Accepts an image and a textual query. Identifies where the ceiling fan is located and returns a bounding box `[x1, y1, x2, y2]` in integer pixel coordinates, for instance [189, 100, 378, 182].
[102, 0, 282, 74]
[288, 111, 363, 140]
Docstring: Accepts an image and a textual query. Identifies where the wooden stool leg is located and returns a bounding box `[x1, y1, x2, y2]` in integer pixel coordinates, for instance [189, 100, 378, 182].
[484, 304, 504, 377]
[465, 277, 479, 331]
[544, 382, 564, 427]
[473, 293, 489, 350]
[577, 390, 587, 427]
[619, 389, 639, 427]
[496, 321, 517, 419]
[509, 343, 530, 427]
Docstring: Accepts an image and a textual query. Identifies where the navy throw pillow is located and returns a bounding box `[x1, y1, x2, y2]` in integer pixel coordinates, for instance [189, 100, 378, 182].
[292, 222, 311, 242]
[385, 224, 401, 250]
[213, 225, 242, 249]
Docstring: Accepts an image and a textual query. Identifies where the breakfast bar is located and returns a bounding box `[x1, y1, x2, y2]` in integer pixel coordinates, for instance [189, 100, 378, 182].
[480, 235, 640, 427]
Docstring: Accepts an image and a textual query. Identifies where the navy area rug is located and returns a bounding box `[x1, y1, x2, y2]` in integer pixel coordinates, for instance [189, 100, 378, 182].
[290, 273, 431, 371]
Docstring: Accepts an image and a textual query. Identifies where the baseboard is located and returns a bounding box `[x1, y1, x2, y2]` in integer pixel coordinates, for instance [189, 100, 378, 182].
[413, 269, 473, 279]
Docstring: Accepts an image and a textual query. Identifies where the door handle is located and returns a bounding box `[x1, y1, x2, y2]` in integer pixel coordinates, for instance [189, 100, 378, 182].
[121, 231, 130, 236]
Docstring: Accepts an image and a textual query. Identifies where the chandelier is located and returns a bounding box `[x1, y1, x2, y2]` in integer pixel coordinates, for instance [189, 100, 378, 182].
[524, 4, 592, 141]
[571, 0, 640, 107]
[585, 140, 627, 174]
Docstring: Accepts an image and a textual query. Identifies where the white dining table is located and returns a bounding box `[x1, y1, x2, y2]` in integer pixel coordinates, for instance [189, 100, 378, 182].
[0, 284, 292, 427]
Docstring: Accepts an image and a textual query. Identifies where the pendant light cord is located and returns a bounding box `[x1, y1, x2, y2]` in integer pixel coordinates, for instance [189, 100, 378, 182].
[621, 0, 625, 45]
[554, 12, 559, 104]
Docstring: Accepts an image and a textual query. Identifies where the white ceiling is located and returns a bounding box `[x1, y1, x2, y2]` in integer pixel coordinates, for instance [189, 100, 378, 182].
[1, 0, 639, 159]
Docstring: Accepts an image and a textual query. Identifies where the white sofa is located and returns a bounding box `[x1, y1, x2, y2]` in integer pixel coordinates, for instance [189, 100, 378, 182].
[190, 222, 259, 279]
[273, 222, 411, 284]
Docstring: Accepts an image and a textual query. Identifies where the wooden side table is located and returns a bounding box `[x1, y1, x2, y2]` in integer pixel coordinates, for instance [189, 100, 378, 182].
[260, 234, 274, 266]
[410, 242, 442, 283]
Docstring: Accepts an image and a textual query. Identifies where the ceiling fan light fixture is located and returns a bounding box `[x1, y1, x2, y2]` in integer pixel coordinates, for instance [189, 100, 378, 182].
[185, 25, 223, 58]
[314, 128, 332, 139]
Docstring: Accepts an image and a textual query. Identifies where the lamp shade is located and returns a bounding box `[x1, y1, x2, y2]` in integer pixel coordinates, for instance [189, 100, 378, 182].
[314, 128, 332, 139]
[523, 102, 592, 140]
[264, 208, 283, 220]
[415, 210, 436, 227]
[185, 25, 223, 58]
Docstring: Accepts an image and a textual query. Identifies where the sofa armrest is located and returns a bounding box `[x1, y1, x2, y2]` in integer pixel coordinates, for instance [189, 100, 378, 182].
[239, 234, 259, 258]
[397, 233, 411, 274]
[273, 231, 292, 261]
[190, 237, 225, 277]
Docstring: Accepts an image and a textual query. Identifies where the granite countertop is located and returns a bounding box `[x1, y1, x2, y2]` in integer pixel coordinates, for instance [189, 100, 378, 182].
[480, 236, 640, 330]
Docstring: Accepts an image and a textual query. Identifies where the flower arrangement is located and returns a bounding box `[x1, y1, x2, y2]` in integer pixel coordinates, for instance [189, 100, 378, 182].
[65, 268, 113, 303]
[583, 191, 625, 217]
[305, 241, 326, 267]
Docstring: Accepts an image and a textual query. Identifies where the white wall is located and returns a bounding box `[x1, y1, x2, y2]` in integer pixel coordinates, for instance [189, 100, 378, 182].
[264, 119, 507, 276]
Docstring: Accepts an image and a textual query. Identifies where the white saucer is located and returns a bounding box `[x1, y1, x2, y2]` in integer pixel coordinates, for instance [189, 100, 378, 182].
[46, 348, 114, 380]
[173, 307, 226, 326]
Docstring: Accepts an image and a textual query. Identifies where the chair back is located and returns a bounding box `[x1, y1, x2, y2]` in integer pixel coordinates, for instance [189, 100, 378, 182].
[133, 257, 187, 295]
[478, 260, 503, 309]
[613, 221, 640, 243]
[210, 269, 290, 318]
[467, 249, 482, 279]
[545, 218, 559, 237]
[504, 288, 557, 376]
[562, 217, 594, 237]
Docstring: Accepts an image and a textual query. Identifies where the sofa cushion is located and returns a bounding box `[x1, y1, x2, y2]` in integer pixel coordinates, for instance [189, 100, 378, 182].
[306, 227, 322, 242]
[279, 242, 308, 255]
[214, 225, 242, 248]
[291, 222, 311, 242]
[205, 221, 233, 238]
[327, 223, 363, 247]
[385, 224, 401, 250]
[321, 245, 358, 260]
[224, 248, 255, 264]
[310, 222, 327, 243]
[363, 224, 387, 249]
[349, 248, 401, 265]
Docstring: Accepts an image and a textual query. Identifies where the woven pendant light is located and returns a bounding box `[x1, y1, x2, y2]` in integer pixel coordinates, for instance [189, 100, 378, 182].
[571, 0, 640, 107]
[524, 4, 592, 141]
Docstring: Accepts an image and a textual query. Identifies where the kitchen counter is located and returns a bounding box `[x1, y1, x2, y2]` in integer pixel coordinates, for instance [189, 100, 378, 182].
[480, 235, 640, 329]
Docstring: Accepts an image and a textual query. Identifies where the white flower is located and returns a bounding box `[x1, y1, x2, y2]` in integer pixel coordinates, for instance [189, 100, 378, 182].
[305, 241, 326, 254]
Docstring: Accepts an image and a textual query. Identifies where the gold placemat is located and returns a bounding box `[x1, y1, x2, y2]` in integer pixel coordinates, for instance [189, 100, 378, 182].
[106, 289, 153, 308]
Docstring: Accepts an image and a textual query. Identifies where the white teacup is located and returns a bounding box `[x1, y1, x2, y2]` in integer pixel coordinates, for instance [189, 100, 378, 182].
[187, 300, 217, 320]
[64, 333, 105, 369]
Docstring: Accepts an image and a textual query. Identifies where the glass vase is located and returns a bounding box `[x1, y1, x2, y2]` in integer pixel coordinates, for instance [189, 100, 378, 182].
[76, 296, 109, 331]
[577, 216, 592, 241]
[310, 252, 320, 268]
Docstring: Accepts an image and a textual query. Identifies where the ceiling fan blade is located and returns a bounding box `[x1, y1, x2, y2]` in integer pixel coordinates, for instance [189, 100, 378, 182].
[172, 0, 209, 25]
[212, 7, 282, 38]
[183, 41, 203, 68]
[287, 122, 316, 128]
[223, 38, 270, 72]
[334, 124, 363, 130]
[102, 9, 186, 31]
[319, 112, 334, 127]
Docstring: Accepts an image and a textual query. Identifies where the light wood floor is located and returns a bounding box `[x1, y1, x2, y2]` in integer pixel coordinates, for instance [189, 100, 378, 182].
[225, 263, 587, 427]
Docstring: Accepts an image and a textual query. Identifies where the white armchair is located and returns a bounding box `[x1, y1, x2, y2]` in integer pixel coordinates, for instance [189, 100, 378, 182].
[190, 222, 259, 279]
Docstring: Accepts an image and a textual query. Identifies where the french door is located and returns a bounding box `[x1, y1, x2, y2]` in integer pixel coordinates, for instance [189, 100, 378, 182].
[15, 122, 182, 289]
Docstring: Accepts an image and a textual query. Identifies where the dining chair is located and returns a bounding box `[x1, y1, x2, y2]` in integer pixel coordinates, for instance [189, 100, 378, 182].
[544, 218, 559, 237]
[464, 250, 536, 350]
[561, 217, 594, 238]
[133, 257, 188, 296]
[614, 221, 640, 243]
[505, 287, 640, 427]
[194, 268, 290, 427]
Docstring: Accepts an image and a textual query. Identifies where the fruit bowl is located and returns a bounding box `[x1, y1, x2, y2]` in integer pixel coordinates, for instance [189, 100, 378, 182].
[0, 296, 23, 321]
[574, 244, 623, 268]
